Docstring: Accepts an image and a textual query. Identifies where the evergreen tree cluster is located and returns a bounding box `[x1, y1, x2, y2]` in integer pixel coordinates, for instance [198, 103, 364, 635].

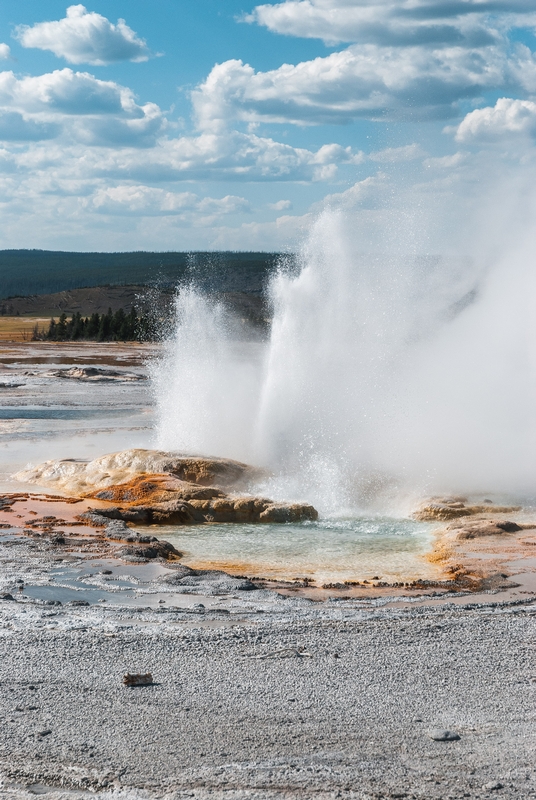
[40, 307, 156, 342]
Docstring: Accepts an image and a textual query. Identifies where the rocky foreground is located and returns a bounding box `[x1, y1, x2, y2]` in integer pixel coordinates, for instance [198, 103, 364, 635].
[0, 591, 534, 800]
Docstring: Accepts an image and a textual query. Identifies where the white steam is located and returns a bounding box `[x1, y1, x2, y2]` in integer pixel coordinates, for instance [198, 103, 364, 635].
[153, 208, 536, 513]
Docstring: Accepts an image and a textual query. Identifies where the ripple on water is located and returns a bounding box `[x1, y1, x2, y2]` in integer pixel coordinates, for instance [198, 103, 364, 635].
[158, 517, 439, 584]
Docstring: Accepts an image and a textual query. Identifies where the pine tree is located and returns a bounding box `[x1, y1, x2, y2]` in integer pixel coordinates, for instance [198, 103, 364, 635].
[56, 313, 67, 341]
[86, 313, 100, 338]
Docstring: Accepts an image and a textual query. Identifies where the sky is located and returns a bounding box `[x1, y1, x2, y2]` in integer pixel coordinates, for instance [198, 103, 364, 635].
[0, 0, 535, 252]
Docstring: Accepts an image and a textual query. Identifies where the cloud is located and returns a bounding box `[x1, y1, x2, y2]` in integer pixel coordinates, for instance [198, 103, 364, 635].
[0, 69, 130, 115]
[206, 1, 536, 126]
[88, 129, 363, 182]
[269, 199, 292, 210]
[15, 5, 150, 66]
[247, 0, 536, 47]
[0, 110, 59, 142]
[87, 185, 250, 219]
[0, 63, 363, 168]
[192, 43, 536, 127]
[0, 69, 165, 146]
[0, 44, 10, 60]
[455, 97, 536, 141]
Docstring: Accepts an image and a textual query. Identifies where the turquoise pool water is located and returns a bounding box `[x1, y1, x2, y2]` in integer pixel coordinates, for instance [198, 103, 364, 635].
[158, 516, 439, 584]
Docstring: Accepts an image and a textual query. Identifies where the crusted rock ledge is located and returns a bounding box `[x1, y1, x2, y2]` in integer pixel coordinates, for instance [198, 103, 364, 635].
[15, 449, 318, 527]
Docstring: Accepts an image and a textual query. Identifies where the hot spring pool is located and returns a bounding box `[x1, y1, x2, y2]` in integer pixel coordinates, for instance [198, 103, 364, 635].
[0, 343, 440, 585]
[157, 516, 439, 585]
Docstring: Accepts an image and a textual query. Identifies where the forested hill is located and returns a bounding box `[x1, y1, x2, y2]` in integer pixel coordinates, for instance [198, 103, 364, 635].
[0, 250, 286, 299]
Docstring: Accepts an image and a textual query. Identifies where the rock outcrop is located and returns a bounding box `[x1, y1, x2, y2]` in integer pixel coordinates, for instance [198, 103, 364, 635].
[413, 497, 520, 522]
[14, 449, 263, 495]
[15, 449, 319, 526]
[46, 367, 144, 382]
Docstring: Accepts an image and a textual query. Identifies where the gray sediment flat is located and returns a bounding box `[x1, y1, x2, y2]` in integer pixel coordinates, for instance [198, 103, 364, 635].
[0, 594, 534, 800]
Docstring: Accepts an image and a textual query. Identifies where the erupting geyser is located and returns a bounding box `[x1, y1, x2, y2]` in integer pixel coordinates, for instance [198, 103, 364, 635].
[153, 209, 536, 514]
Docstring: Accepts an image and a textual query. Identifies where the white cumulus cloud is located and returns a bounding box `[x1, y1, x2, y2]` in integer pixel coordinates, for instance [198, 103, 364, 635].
[0, 69, 165, 146]
[208, 1, 536, 126]
[248, 0, 536, 47]
[0, 44, 10, 60]
[269, 199, 292, 210]
[455, 97, 536, 142]
[88, 185, 250, 218]
[15, 5, 151, 66]
[89, 129, 363, 182]
[193, 44, 536, 128]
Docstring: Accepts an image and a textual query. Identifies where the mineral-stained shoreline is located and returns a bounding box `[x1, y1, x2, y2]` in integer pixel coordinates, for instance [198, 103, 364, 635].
[5, 448, 536, 597]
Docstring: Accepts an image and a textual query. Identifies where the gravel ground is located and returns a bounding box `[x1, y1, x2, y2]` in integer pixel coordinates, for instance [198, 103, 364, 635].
[0, 595, 535, 800]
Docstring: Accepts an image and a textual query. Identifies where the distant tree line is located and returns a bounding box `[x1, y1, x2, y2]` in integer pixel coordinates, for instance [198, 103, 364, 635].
[34, 307, 157, 342]
[0, 250, 283, 299]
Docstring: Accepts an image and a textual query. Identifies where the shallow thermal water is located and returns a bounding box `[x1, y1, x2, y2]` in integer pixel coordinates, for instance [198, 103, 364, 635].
[0, 342, 439, 583]
[0, 343, 155, 490]
[158, 517, 438, 584]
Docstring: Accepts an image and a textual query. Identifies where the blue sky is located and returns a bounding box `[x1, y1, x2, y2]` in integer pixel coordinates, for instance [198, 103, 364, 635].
[0, 1, 535, 251]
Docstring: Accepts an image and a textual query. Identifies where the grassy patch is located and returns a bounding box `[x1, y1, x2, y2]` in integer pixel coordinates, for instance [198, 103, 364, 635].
[0, 317, 51, 341]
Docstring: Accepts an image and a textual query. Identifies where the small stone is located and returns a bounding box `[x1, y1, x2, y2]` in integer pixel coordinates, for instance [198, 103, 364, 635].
[123, 672, 153, 687]
[482, 782, 503, 791]
[101, 569, 112, 575]
[45, 599, 62, 606]
[38, 729, 52, 737]
[69, 600, 89, 606]
[1, 593, 15, 601]
[427, 729, 460, 741]
[496, 521, 521, 532]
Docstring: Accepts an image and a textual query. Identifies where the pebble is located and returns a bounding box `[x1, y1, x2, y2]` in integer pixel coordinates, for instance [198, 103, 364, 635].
[482, 782, 503, 791]
[123, 672, 154, 687]
[427, 729, 460, 741]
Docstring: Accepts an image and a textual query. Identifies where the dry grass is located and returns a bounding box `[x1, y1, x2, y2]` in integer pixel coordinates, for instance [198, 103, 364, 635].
[0, 317, 50, 342]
